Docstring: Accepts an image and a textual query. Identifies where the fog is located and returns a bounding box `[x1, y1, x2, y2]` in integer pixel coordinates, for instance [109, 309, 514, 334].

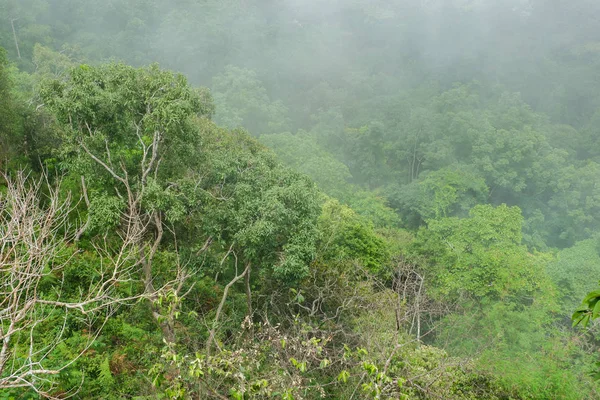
[2, 1, 600, 398]
[4, 0, 599, 129]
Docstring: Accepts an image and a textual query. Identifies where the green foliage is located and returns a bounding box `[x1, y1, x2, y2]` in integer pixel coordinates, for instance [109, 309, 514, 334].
[212, 65, 289, 134]
[0, 46, 26, 167]
[573, 289, 600, 329]
[341, 123, 391, 188]
[88, 193, 125, 231]
[197, 127, 321, 282]
[390, 165, 488, 226]
[547, 239, 600, 313]
[260, 131, 352, 199]
[317, 199, 389, 274]
[40, 62, 214, 193]
[414, 204, 545, 300]
[151, 323, 351, 399]
[0, 47, 14, 126]
[3, 2, 600, 398]
[42, 62, 214, 147]
[351, 286, 539, 400]
[261, 131, 400, 228]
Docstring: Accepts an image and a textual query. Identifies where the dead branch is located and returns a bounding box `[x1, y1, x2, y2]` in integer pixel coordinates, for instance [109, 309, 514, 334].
[206, 249, 250, 356]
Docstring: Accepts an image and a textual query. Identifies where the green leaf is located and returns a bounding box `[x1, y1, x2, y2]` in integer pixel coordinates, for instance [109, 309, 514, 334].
[299, 362, 307, 372]
[593, 301, 600, 319]
[575, 314, 592, 328]
[281, 389, 294, 400]
[583, 290, 600, 303]
[337, 370, 350, 383]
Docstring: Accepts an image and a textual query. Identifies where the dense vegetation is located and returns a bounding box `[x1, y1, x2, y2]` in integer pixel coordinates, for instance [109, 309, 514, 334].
[2, 0, 600, 398]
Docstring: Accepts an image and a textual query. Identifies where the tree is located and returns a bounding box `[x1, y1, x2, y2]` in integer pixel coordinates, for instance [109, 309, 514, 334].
[259, 131, 353, 199]
[0, 172, 154, 398]
[195, 126, 321, 284]
[261, 131, 400, 228]
[40, 63, 214, 344]
[0, 0, 53, 69]
[0, 46, 20, 165]
[413, 204, 544, 301]
[317, 199, 389, 275]
[211, 66, 289, 135]
[547, 239, 600, 314]
[388, 165, 488, 228]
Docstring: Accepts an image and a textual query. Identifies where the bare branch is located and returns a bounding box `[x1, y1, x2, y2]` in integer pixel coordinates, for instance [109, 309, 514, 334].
[206, 252, 250, 356]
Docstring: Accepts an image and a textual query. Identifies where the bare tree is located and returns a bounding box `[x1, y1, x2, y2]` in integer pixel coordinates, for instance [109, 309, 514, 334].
[0, 171, 186, 398]
[392, 259, 426, 340]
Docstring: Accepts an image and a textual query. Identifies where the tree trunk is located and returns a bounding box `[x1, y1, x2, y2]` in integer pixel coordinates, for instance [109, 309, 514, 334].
[245, 263, 253, 318]
[10, 19, 20, 59]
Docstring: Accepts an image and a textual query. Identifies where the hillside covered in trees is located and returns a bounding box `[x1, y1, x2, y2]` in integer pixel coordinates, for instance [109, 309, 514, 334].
[2, 0, 600, 399]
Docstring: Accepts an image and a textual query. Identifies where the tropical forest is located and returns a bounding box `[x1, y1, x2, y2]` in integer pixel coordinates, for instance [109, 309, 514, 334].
[2, 1, 600, 399]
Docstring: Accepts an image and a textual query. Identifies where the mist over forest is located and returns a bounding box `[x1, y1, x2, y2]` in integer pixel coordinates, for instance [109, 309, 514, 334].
[2, 1, 600, 399]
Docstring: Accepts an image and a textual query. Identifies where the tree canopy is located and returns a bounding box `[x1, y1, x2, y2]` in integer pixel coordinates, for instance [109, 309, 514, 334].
[2, 1, 600, 398]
